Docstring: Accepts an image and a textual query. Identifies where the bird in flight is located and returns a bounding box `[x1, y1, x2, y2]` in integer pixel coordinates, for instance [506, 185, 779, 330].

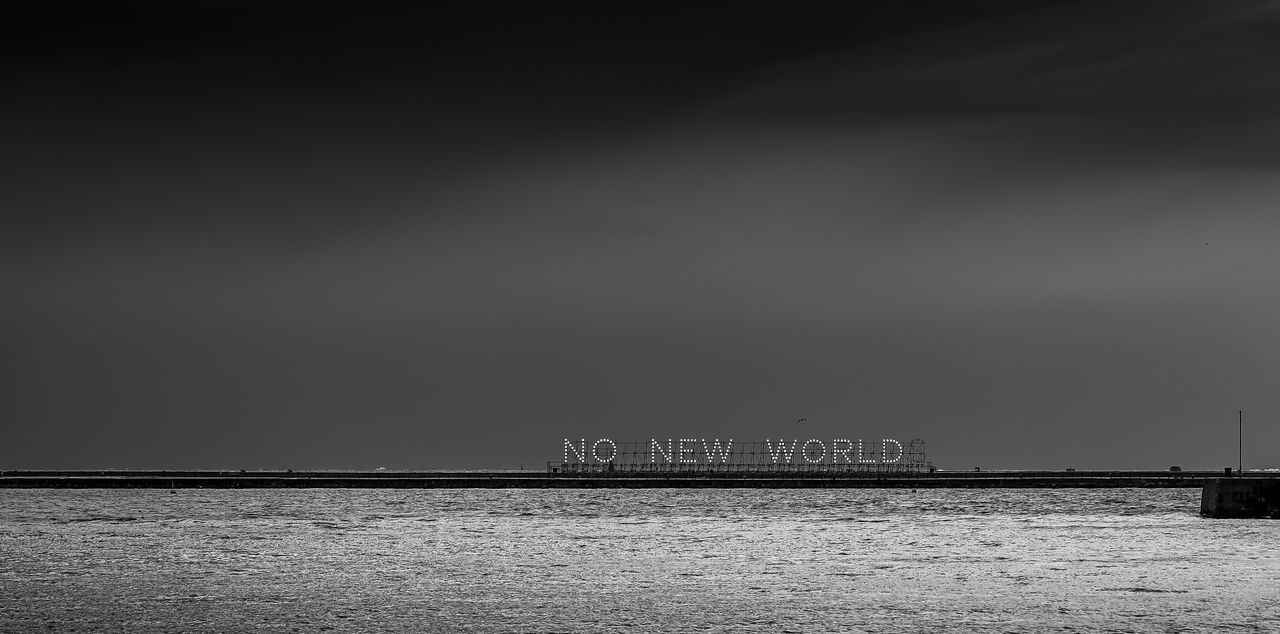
[796, 418, 807, 424]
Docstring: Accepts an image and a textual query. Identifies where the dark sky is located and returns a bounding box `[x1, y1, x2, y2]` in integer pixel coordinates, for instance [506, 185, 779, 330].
[4, 1, 1280, 470]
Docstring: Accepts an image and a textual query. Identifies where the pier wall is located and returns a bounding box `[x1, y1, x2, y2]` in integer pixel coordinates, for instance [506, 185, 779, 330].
[0, 470, 1248, 489]
[1201, 478, 1280, 518]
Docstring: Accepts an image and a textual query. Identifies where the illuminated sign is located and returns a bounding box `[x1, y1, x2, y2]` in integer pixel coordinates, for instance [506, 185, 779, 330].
[562, 438, 906, 465]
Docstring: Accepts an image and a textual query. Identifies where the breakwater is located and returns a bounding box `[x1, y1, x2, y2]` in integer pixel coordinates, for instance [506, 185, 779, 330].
[1201, 477, 1280, 518]
[0, 470, 1253, 488]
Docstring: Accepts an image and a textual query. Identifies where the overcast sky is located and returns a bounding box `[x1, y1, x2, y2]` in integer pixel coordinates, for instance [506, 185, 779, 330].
[4, 1, 1279, 469]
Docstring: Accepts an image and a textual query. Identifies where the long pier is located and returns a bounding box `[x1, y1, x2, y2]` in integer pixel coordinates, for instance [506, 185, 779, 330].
[0, 469, 1261, 489]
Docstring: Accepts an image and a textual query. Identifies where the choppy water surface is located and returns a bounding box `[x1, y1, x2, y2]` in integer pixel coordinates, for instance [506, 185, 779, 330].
[0, 489, 1276, 632]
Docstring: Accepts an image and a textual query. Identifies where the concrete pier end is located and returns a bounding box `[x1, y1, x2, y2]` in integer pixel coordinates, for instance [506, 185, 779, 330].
[1201, 478, 1280, 518]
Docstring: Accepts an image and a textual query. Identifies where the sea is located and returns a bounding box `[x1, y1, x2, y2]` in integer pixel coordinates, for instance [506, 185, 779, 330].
[0, 488, 1276, 632]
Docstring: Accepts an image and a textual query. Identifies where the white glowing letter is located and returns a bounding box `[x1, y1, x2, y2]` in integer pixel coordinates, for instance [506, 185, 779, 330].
[882, 438, 902, 463]
[678, 439, 698, 463]
[832, 439, 853, 463]
[592, 439, 618, 463]
[857, 439, 876, 463]
[801, 439, 826, 463]
[564, 438, 587, 464]
[765, 439, 798, 463]
[650, 438, 674, 463]
[703, 439, 733, 463]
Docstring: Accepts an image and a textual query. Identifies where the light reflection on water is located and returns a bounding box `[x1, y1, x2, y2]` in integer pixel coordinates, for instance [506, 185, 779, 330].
[1, 489, 1276, 632]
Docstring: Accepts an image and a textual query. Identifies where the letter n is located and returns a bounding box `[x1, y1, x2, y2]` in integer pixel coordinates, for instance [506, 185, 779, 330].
[564, 439, 588, 464]
[651, 439, 674, 463]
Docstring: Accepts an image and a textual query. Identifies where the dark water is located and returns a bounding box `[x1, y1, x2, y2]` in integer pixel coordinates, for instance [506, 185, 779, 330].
[1, 489, 1276, 632]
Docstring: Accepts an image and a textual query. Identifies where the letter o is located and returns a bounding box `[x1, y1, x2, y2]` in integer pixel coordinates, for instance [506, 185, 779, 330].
[802, 439, 826, 463]
[592, 439, 618, 463]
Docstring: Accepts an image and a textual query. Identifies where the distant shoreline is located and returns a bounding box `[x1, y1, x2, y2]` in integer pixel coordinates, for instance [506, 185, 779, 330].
[0, 470, 1256, 488]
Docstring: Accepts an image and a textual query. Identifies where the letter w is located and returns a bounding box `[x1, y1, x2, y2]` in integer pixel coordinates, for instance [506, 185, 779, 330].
[765, 439, 797, 463]
[702, 439, 733, 463]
